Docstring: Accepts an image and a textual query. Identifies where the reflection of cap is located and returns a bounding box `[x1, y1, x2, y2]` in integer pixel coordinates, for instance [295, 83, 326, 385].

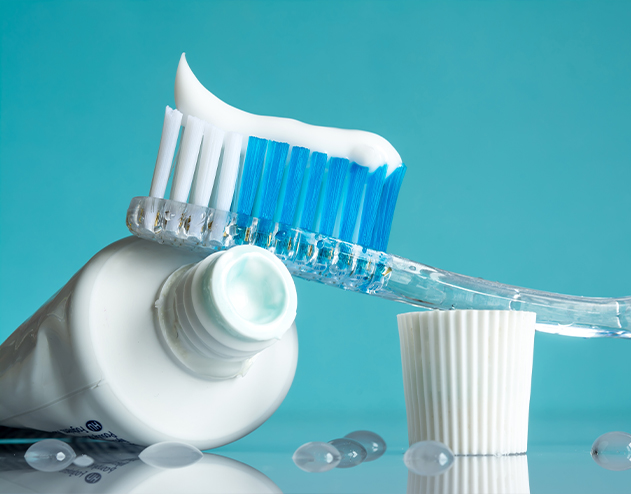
[407, 455, 530, 494]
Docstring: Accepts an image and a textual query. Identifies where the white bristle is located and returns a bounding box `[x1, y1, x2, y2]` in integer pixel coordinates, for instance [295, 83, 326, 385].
[170, 116, 205, 203]
[211, 132, 243, 212]
[149, 106, 183, 198]
[189, 123, 225, 207]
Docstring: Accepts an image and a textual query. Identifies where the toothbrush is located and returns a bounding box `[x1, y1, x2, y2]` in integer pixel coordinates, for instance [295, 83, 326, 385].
[127, 54, 631, 338]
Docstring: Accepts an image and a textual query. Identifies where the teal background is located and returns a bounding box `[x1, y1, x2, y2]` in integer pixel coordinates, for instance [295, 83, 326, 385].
[1, 0, 630, 458]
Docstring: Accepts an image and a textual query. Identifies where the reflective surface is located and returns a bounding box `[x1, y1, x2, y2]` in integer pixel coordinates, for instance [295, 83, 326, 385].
[0, 436, 280, 494]
[2, 415, 631, 494]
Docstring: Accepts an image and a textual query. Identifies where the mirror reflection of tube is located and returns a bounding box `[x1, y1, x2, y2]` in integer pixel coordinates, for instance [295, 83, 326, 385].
[0, 441, 282, 494]
[407, 455, 530, 494]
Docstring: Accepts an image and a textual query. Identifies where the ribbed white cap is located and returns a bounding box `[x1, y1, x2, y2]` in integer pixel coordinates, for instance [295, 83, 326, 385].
[398, 310, 536, 455]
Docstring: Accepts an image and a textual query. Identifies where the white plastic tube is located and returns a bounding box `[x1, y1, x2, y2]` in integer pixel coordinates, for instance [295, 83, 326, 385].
[0, 237, 298, 449]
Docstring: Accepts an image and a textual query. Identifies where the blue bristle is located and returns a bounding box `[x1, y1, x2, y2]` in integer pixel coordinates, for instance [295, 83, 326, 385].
[370, 164, 406, 251]
[279, 146, 309, 225]
[298, 152, 327, 231]
[357, 164, 387, 247]
[236, 136, 268, 216]
[339, 163, 368, 242]
[256, 140, 290, 220]
[232, 133, 404, 251]
[318, 157, 350, 236]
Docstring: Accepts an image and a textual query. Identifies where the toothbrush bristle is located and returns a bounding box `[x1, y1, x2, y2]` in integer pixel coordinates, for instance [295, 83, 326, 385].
[369, 165, 406, 251]
[236, 136, 267, 217]
[256, 140, 290, 221]
[170, 116, 204, 203]
[318, 157, 350, 237]
[211, 132, 242, 212]
[297, 151, 327, 232]
[190, 123, 224, 207]
[339, 163, 368, 243]
[149, 107, 182, 198]
[278, 146, 309, 225]
[151, 106, 405, 251]
[357, 164, 387, 247]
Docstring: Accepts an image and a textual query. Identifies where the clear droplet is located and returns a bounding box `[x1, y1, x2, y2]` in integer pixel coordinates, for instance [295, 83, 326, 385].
[404, 440, 454, 476]
[292, 442, 342, 473]
[591, 431, 631, 471]
[139, 441, 203, 469]
[328, 438, 367, 468]
[344, 430, 387, 462]
[73, 454, 95, 467]
[24, 439, 77, 472]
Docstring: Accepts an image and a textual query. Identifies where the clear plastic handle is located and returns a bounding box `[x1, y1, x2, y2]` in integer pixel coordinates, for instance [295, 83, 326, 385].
[383, 255, 631, 337]
[127, 197, 631, 338]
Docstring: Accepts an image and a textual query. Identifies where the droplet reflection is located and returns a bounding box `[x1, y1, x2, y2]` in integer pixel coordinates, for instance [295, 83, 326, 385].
[24, 439, 77, 472]
[73, 454, 95, 467]
[139, 441, 203, 469]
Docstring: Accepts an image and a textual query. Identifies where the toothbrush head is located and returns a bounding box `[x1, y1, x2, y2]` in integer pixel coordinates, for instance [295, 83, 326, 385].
[128, 54, 406, 278]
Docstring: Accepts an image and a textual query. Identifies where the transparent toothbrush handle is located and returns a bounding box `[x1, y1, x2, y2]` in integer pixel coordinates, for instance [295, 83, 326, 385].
[379, 254, 631, 338]
[127, 197, 631, 338]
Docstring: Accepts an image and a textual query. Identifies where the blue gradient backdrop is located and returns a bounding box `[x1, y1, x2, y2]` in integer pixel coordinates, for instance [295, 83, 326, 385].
[1, 0, 630, 445]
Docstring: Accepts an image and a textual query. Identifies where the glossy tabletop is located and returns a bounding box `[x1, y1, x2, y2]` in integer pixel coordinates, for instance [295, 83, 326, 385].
[1, 414, 629, 494]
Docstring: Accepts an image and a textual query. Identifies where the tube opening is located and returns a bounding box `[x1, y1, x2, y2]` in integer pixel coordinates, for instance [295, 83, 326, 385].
[224, 253, 287, 326]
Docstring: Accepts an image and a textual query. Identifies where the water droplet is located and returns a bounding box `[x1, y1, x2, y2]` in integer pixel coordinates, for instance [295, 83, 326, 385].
[139, 441, 203, 469]
[24, 439, 77, 472]
[404, 440, 454, 476]
[73, 454, 95, 467]
[328, 438, 367, 468]
[293, 441, 341, 473]
[591, 431, 631, 471]
[344, 430, 386, 462]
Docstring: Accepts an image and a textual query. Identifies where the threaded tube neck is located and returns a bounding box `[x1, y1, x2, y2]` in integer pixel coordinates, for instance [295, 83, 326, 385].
[156, 246, 297, 379]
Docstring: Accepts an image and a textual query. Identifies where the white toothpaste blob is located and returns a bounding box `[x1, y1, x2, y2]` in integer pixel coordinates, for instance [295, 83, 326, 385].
[174, 53, 402, 174]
